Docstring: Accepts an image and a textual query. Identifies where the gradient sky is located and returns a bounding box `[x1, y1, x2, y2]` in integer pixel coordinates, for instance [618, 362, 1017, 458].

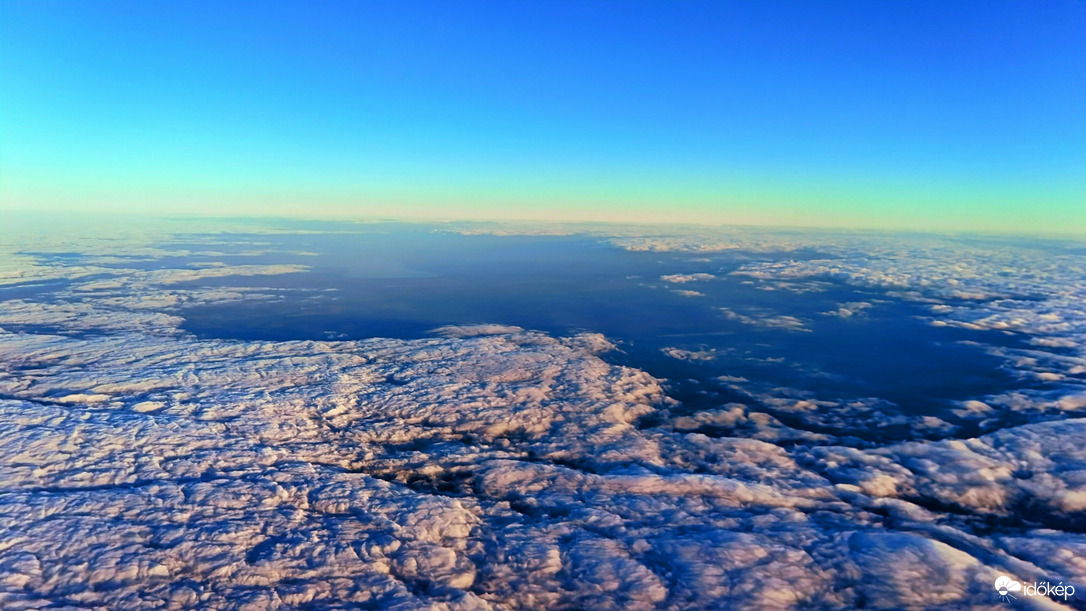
[1, 1, 1084, 233]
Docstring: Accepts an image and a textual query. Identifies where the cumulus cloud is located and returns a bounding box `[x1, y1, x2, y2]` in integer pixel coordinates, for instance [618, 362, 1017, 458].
[822, 301, 873, 318]
[719, 307, 810, 332]
[430, 324, 527, 338]
[671, 289, 704, 297]
[660, 273, 715, 283]
[661, 346, 717, 361]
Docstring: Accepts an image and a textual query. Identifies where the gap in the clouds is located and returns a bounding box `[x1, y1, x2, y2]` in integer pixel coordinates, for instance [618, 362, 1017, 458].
[170, 224, 1042, 445]
[0, 279, 75, 301]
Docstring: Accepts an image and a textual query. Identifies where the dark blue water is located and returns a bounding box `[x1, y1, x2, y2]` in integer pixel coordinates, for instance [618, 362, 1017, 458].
[149, 224, 1061, 445]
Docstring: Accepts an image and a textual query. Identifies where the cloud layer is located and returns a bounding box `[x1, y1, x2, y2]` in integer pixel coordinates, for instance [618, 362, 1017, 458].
[1, 222, 1083, 609]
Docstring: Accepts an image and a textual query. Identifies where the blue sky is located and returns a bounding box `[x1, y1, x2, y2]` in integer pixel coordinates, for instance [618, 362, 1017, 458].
[1, 1, 1083, 232]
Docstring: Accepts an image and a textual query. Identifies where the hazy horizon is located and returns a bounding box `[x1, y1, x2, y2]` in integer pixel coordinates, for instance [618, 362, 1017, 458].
[6, 208, 1086, 241]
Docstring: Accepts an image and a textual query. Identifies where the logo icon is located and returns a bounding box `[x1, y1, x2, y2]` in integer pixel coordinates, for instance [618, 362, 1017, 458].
[995, 576, 1021, 601]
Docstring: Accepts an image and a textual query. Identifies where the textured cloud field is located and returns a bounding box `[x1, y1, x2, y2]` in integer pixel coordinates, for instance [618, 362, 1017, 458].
[0, 221, 1083, 610]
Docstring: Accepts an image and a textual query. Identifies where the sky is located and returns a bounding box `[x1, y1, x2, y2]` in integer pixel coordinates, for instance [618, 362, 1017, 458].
[1, 0, 1084, 233]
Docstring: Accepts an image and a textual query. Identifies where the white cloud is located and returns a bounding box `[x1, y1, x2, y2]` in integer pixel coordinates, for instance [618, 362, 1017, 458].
[660, 273, 715, 283]
[719, 307, 810, 332]
[661, 347, 717, 361]
[822, 301, 873, 318]
[1, 221, 1083, 609]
